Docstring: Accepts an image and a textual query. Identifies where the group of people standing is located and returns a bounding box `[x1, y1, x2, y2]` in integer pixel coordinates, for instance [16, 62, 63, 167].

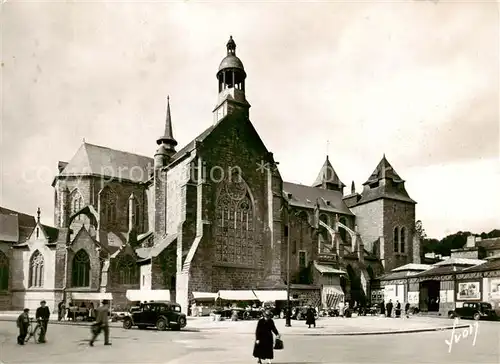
[380, 299, 411, 318]
[16, 299, 112, 347]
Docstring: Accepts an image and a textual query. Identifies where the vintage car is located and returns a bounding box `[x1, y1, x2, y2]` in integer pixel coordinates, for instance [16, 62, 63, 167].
[122, 301, 187, 330]
[449, 302, 498, 321]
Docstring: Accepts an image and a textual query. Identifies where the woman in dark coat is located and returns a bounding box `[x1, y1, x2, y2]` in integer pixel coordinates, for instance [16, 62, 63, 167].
[306, 306, 316, 328]
[253, 310, 280, 364]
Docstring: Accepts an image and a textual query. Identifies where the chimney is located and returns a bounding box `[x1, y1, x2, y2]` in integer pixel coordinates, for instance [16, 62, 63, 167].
[466, 235, 476, 248]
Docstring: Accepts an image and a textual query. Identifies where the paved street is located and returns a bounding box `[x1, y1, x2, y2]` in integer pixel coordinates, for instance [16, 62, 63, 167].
[0, 317, 498, 363]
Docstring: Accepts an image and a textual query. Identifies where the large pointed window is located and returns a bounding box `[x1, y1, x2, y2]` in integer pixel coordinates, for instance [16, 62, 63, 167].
[100, 187, 117, 225]
[215, 174, 255, 265]
[0, 251, 8, 290]
[118, 255, 137, 285]
[70, 190, 84, 220]
[400, 227, 406, 253]
[72, 249, 90, 287]
[393, 227, 399, 252]
[29, 250, 44, 288]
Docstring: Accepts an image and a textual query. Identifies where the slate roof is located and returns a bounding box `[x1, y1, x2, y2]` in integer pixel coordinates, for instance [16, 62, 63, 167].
[433, 257, 485, 266]
[0, 207, 37, 243]
[462, 258, 500, 273]
[355, 156, 416, 206]
[413, 265, 465, 277]
[392, 263, 432, 272]
[363, 155, 403, 185]
[56, 143, 154, 184]
[311, 156, 346, 188]
[39, 224, 59, 243]
[283, 182, 353, 216]
[476, 238, 500, 250]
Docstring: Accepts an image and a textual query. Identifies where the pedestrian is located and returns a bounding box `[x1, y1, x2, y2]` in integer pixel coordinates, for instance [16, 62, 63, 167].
[306, 306, 316, 328]
[57, 300, 65, 321]
[380, 300, 385, 316]
[89, 299, 112, 346]
[338, 300, 345, 317]
[36, 300, 50, 343]
[386, 300, 393, 318]
[395, 301, 401, 318]
[405, 302, 411, 318]
[16, 308, 30, 345]
[253, 310, 280, 364]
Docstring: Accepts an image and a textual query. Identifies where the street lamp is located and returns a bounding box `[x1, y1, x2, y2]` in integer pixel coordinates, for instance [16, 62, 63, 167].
[286, 213, 292, 327]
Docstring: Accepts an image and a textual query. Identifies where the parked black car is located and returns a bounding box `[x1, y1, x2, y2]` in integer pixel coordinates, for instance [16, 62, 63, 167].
[449, 302, 498, 321]
[123, 302, 187, 330]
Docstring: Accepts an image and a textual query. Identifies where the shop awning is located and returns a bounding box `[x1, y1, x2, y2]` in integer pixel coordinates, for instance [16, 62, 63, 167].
[314, 261, 347, 275]
[323, 286, 344, 296]
[253, 290, 288, 302]
[217, 290, 258, 301]
[192, 292, 218, 300]
[71, 292, 113, 301]
[126, 290, 170, 302]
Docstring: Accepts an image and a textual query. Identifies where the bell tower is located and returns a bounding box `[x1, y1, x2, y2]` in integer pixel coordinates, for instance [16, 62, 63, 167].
[213, 36, 250, 123]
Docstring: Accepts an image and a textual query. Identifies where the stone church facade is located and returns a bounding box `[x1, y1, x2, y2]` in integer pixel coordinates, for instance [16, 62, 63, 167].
[0, 37, 419, 313]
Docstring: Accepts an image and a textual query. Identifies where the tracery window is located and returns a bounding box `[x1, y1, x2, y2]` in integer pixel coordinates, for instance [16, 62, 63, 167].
[400, 227, 406, 253]
[118, 255, 137, 285]
[70, 190, 84, 220]
[29, 250, 44, 288]
[215, 175, 255, 265]
[0, 251, 8, 290]
[393, 227, 399, 252]
[72, 249, 90, 287]
[100, 187, 117, 224]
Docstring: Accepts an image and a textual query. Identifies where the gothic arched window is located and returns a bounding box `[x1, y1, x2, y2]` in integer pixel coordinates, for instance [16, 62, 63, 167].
[0, 251, 8, 290]
[100, 187, 117, 225]
[215, 174, 255, 265]
[118, 255, 137, 285]
[134, 203, 141, 231]
[393, 227, 399, 252]
[29, 250, 44, 288]
[297, 211, 308, 250]
[72, 249, 90, 287]
[70, 190, 84, 220]
[400, 227, 406, 253]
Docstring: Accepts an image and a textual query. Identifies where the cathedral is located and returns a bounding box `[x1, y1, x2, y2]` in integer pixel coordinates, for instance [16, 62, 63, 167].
[0, 37, 419, 313]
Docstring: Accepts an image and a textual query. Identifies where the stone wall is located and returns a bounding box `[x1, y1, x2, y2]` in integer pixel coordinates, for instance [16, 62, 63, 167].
[185, 112, 280, 299]
[54, 177, 148, 235]
[66, 228, 102, 292]
[350, 200, 384, 255]
[106, 248, 140, 309]
[382, 200, 415, 272]
[0, 243, 12, 310]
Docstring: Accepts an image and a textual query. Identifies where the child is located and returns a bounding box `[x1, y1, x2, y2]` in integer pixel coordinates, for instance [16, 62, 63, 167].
[17, 308, 30, 345]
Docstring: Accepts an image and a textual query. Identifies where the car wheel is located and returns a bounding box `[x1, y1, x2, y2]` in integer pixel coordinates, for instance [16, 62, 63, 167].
[157, 318, 168, 331]
[178, 317, 187, 328]
[123, 318, 133, 330]
[473, 313, 481, 321]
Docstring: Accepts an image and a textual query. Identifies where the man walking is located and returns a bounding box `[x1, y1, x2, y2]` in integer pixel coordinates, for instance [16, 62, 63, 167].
[36, 300, 50, 343]
[386, 299, 393, 318]
[16, 308, 30, 345]
[89, 299, 112, 346]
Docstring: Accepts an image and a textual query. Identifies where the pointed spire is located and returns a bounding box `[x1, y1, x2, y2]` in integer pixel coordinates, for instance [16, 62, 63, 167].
[363, 154, 403, 185]
[36, 207, 41, 223]
[312, 156, 346, 190]
[157, 96, 177, 146]
[351, 181, 355, 194]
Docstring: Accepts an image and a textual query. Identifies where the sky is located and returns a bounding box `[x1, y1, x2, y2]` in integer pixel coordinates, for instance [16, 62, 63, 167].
[1, 0, 499, 240]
